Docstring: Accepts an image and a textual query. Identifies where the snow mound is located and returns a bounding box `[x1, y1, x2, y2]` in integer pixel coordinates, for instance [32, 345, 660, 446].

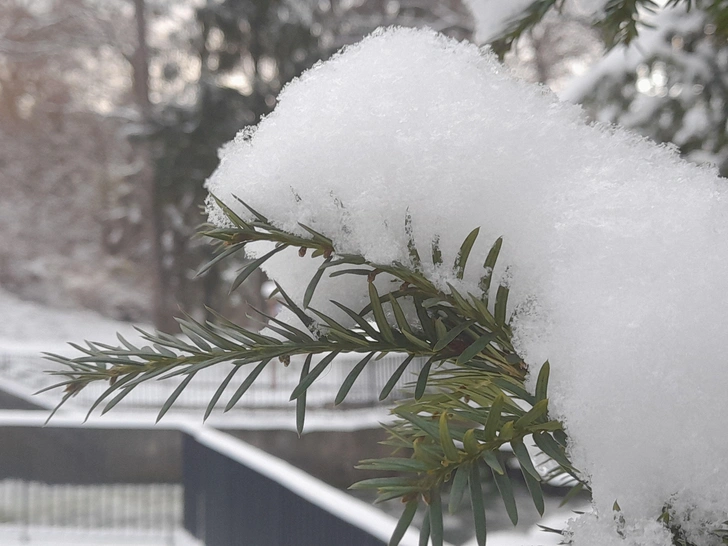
[206, 27, 728, 546]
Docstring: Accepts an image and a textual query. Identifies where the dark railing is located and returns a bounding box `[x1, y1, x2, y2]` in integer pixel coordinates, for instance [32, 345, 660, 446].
[182, 431, 394, 546]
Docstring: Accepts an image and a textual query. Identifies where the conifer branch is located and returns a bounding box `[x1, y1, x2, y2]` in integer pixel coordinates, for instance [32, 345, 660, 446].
[45, 196, 586, 544]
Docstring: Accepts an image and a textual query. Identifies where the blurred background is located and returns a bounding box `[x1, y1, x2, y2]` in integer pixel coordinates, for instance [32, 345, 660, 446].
[0, 0, 725, 545]
[2, 0, 724, 333]
[0, 0, 479, 333]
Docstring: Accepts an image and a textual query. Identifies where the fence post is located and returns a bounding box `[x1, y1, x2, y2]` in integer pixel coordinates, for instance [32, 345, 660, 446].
[20, 480, 29, 543]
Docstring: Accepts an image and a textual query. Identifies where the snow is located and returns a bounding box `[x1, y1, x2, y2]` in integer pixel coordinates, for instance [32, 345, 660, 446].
[559, 7, 708, 104]
[0, 528, 200, 546]
[462, 508, 580, 546]
[565, 513, 674, 546]
[558, 6, 727, 171]
[206, 27, 728, 546]
[569, 0, 610, 15]
[0, 286, 148, 354]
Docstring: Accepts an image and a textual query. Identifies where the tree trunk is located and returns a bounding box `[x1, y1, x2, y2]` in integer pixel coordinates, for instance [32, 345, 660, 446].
[131, 0, 175, 330]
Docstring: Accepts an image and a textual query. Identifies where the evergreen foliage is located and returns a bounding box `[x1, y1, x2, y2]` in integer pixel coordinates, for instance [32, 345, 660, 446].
[143, 0, 473, 330]
[565, 5, 728, 177]
[489, 0, 728, 57]
[45, 198, 585, 545]
[144, 0, 326, 330]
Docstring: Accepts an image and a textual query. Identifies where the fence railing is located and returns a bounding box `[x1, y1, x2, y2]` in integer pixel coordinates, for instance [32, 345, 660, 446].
[0, 479, 183, 544]
[181, 425, 431, 546]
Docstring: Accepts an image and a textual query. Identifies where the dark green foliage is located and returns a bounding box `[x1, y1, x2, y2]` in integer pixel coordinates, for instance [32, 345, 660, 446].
[488, 0, 726, 57]
[42, 3, 727, 541]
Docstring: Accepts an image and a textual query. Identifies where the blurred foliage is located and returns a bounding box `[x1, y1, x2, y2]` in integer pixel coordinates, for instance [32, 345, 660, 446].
[488, 1, 727, 179]
[0, 0, 472, 327]
[490, 0, 728, 57]
[144, 0, 325, 330]
[0, 0, 158, 319]
[572, 9, 728, 177]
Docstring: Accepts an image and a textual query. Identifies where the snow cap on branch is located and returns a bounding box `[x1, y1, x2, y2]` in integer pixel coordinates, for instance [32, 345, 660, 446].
[207, 26, 728, 545]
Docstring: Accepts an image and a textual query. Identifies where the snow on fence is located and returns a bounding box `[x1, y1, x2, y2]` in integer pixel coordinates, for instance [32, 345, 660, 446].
[0, 351, 427, 412]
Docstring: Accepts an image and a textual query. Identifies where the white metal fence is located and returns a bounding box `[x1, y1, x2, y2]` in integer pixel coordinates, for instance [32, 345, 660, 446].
[0, 480, 191, 545]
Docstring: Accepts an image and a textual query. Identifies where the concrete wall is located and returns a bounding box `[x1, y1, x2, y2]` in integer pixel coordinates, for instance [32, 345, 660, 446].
[0, 425, 182, 483]
[225, 428, 393, 489]
[0, 417, 391, 488]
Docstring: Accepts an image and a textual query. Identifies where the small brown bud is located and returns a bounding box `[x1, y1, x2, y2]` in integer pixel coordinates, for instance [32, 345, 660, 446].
[64, 382, 85, 396]
[447, 336, 470, 355]
[279, 355, 291, 367]
[298, 247, 307, 257]
[323, 247, 333, 260]
[229, 233, 252, 244]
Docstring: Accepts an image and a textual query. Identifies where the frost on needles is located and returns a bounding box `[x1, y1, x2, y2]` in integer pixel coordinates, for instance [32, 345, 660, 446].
[206, 27, 728, 546]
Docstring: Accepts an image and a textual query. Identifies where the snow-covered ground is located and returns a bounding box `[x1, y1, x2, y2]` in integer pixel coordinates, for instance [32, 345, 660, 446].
[0, 287, 148, 354]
